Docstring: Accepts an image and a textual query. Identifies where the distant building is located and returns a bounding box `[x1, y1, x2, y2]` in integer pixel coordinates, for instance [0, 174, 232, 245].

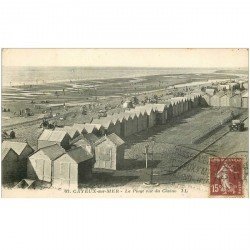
[1, 148, 19, 184]
[94, 133, 125, 170]
[38, 129, 71, 150]
[27, 144, 65, 183]
[53, 147, 94, 189]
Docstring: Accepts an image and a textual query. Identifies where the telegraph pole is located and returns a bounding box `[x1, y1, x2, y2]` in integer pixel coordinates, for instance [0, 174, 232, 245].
[143, 138, 159, 186]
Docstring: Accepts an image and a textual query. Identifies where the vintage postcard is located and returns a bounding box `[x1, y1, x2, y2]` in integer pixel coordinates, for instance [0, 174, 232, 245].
[1, 48, 248, 198]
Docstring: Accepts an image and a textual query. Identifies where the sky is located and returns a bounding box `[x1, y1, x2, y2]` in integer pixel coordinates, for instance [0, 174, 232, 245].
[2, 48, 248, 68]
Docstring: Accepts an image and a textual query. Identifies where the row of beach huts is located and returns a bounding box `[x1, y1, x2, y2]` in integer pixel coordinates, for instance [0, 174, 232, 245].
[2, 93, 204, 189]
[203, 90, 248, 108]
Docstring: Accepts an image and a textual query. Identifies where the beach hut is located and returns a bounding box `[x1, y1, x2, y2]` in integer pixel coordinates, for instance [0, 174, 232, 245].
[242, 92, 248, 108]
[1, 148, 19, 184]
[230, 94, 242, 108]
[128, 112, 139, 134]
[172, 102, 178, 117]
[55, 126, 80, 140]
[2, 141, 34, 179]
[92, 117, 121, 136]
[210, 92, 225, 106]
[202, 94, 211, 106]
[70, 133, 99, 154]
[144, 105, 156, 128]
[183, 98, 189, 112]
[135, 107, 148, 130]
[53, 147, 94, 189]
[94, 133, 125, 170]
[27, 144, 65, 182]
[190, 94, 201, 108]
[220, 94, 231, 107]
[38, 129, 71, 150]
[109, 117, 122, 136]
[170, 99, 180, 117]
[123, 113, 135, 137]
[162, 102, 172, 121]
[152, 104, 167, 124]
[112, 113, 126, 138]
[136, 111, 144, 132]
[205, 88, 215, 96]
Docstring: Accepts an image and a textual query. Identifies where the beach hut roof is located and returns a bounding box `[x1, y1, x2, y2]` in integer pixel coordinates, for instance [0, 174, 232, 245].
[38, 129, 68, 142]
[32, 144, 65, 160]
[2, 141, 31, 156]
[55, 126, 79, 138]
[66, 147, 93, 163]
[1, 148, 17, 161]
[95, 133, 124, 147]
[72, 123, 87, 133]
[92, 117, 113, 129]
[242, 92, 248, 98]
[71, 133, 99, 146]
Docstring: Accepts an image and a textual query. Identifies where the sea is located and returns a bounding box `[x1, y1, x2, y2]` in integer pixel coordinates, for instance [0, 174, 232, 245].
[2, 66, 219, 87]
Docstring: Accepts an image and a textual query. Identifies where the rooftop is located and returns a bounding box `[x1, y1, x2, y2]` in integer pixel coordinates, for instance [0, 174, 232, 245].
[2, 141, 31, 155]
[1, 147, 18, 160]
[38, 144, 66, 160]
[38, 129, 68, 142]
[66, 147, 93, 163]
[95, 133, 124, 147]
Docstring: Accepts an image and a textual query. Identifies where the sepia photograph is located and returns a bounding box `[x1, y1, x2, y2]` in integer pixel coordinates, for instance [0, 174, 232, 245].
[1, 48, 248, 198]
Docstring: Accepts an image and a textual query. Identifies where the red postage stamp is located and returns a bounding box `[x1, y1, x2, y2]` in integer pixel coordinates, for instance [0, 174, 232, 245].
[210, 157, 243, 197]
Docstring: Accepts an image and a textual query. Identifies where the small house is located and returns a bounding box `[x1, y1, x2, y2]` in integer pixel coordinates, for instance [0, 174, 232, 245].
[27, 144, 65, 182]
[53, 147, 94, 189]
[38, 129, 71, 150]
[94, 133, 125, 170]
[1, 148, 19, 184]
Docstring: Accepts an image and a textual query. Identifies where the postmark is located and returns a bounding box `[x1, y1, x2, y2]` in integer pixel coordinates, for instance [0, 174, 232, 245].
[210, 157, 243, 197]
